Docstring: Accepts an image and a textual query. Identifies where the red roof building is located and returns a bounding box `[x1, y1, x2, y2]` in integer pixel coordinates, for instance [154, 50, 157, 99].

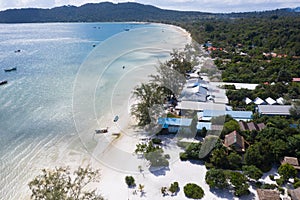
[224, 131, 245, 152]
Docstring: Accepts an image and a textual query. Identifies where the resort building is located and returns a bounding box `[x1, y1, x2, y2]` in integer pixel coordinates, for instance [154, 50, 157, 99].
[224, 131, 245, 152]
[197, 110, 253, 122]
[257, 105, 292, 116]
[257, 189, 280, 200]
[158, 117, 212, 133]
[158, 118, 192, 133]
[179, 78, 209, 102]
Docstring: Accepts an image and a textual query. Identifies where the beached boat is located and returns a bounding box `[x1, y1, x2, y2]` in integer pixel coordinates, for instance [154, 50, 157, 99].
[113, 115, 119, 122]
[0, 80, 8, 85]
[95, 127, 108, 134]
[124, 28, 130, 31]
[4, 67, 17, 72]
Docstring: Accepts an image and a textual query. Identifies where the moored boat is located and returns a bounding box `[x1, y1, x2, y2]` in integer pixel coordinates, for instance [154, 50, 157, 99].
[95, 127, 108, 134]
[4, 67, 17, 72]
[0, 80, 8, 85]
[113, 115, 119, 122]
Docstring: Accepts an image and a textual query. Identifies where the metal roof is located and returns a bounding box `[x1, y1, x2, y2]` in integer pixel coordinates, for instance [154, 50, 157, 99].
[198, 110, 252, 120]
[158, 118, 192, 127]
[257, 105, 292, 115]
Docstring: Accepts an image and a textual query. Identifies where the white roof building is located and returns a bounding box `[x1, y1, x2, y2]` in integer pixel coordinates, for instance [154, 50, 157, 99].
[257, 105, 292, 116]
[254, 97, 266, 105]
[244, 97, 252, 105]
[265, 97, 277, 105]
[276, 97, 285, 105]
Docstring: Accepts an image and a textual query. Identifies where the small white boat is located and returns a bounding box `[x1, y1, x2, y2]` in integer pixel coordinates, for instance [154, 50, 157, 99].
[113, 115, 119, 122]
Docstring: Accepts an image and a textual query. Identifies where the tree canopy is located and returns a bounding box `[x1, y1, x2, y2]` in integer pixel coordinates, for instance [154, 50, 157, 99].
[28, 166, 104, 200]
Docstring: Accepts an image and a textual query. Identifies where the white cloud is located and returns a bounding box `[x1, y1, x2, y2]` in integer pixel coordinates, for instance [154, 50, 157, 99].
[0, 0, 299, 12]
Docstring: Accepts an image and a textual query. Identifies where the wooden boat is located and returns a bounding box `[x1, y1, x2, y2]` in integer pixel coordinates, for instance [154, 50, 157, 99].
[0, 80, 8, 85]
[124, 28, 130, 31]
[14, 50, 21, 53]
[4, 67, 17, 72]
[95, 127, 108, 134]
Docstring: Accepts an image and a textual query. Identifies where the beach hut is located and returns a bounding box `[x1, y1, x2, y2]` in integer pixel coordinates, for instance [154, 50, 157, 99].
[253, 97, 266, 105]
[224, 131, 245, 152]
[265, 97, 277, 105]
[276, 97, 285, 105]
[244, 97, 252, 105]
[281, 156, 300, 170]
[289, 187, 300, 200]
[257, 189, 280, 200]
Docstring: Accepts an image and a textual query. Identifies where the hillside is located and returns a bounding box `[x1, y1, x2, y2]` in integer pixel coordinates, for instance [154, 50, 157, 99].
[0, 2, 211, 23]
[0, 2, 299, 23]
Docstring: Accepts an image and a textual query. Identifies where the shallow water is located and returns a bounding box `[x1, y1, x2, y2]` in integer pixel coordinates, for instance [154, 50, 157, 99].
[0, 22, 190, 199]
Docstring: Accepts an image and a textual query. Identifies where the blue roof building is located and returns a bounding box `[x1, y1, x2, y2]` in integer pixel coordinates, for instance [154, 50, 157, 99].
[198, 110, 253, 121]
[158, 118, 192, 128]
[158, 118, 212, 133]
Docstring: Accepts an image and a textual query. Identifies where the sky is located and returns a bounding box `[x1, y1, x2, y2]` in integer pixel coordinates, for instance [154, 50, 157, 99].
[0, 0, 299, 13]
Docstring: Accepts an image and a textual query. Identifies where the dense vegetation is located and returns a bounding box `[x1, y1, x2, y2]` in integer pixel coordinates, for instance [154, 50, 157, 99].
[179, 12, 300, 101]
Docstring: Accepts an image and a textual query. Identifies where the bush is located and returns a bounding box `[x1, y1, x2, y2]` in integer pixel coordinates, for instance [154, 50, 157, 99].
[152, 138, 162, 145]
[276, 177, 285, 186]
[269, 175, 275, 181]
[261, 183, 277, 190]
[169, 182, 179, 194]
[184, 183, 204, 199]
[293, 181, 300, 188]
[177, 141, 191, 149]
[242, 165, 263, 180]
[179, 152, 188, 161]
[205, 168, 228, 189]
[125, 176, 135, 187]
[161, 187, 167, 196]
[278, 163, 297, 181]
[278, 187, 285, 195]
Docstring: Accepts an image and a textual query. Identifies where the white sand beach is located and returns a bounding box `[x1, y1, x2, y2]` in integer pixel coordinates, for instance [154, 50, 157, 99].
[19, 24, 260, 200]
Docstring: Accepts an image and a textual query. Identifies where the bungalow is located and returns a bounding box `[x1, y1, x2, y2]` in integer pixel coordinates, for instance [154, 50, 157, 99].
[224, 131, 245, 152]
[257, 189, 280, 200]
[265, 97, 277, 105]
[281, 156, 300, 170]
[239, 121, 266, 131]
[254, 97, 266, 105]
[276, 97, 285, 105]
[244, 97, 252, 105]
[257, 105, 292, 116]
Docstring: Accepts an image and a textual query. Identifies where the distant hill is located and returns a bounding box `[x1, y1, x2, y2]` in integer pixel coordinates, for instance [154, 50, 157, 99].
[0, 2, 211, 23]
[0, 2, 299, 23]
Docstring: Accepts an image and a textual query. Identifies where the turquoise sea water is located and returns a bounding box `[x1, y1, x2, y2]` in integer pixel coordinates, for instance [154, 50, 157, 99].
[0, 22, 189, 199]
